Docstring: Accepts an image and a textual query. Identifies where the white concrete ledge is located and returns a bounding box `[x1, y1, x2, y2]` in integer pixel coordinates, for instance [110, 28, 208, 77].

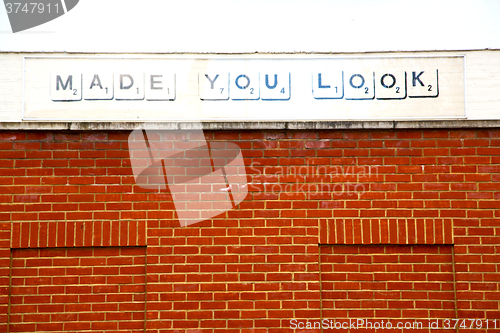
[1, 120, 500, 131]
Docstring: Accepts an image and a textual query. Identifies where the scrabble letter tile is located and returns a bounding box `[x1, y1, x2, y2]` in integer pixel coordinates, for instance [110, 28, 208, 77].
[83, 73, 113, 100]
[231, 73, 259, 100]
[345, 71, 375, 100]
[261, 72, 290, 100]
[114, 73, 144, 100]
[408, 69, 439, 98]
[199, 73, 229, 100]
[312, 71, 343, 99]
[376, 71, 407, 100]
[146, 72, 175, 101]
[51, 73, 82, 101]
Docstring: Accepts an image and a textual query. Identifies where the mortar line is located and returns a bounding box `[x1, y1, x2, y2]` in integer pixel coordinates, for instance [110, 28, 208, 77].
[318, 244, 324, 333]
[451, 245, 459, 333]
[7, 248, 13, 333]
[143, 245, 148, 333]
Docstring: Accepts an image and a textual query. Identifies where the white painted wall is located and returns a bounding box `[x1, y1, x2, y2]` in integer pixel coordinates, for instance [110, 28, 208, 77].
[3, 50, 500, 122]
[1, 1, 500, 123]
[1, 0, 500, 53]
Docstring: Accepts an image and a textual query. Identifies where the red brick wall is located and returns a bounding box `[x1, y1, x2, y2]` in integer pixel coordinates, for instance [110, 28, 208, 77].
[0, 128, 500, 332]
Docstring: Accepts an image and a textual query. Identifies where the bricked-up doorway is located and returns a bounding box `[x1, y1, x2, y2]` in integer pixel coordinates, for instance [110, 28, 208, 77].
[9, 247, 147, 333]
[320, 245, 456, 331]
[8, 221, 148, 333]
[318, 219, 457, 331]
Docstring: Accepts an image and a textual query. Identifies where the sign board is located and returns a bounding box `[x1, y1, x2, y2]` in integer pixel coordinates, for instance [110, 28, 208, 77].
[23, 56, 465, 121]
